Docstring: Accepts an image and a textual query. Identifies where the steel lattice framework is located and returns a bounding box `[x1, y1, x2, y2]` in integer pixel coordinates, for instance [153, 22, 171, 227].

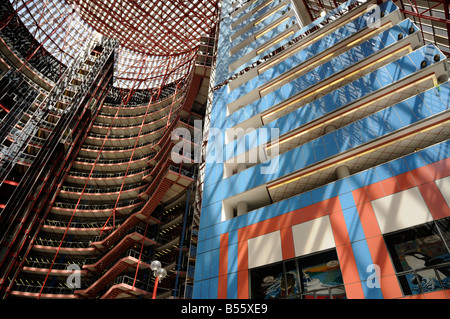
[8, 0, 448, 91]
[9, 0, 219, 90]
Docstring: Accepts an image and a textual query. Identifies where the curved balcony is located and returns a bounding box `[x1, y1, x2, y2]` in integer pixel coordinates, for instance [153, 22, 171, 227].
[58, 181, 148, 201]
[169, 140, 199, 170]
[21, 259, 90, 277]
[142, 160, 196, 200]
[42, 219, 114, 236]
[77, 137, 161, 160]
[72, 151, 154, 172]
[89, 109, 175, 137]
[148, 116, 200, 156]
[160, 213, 184, 232]
[94, 91, 182, 123]
[94, 108, 171, 126]
[145, 119, 186, 168]
[159, 166, 196, 203]
[32, 237, 96, 256]
[101, 82, 184, 115]
[65, 166, 151, 187]
[89, 93, 186, 139]
[9, 283, 83, 299]
[155, 236, 181, 254]
[84, 124, 166, 148]
[50, 198, 144, 218]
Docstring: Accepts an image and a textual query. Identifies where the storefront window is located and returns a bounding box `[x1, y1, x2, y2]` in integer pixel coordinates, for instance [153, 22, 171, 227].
[299, 249, 345, 299]
[249, 249, 345, 299]
[384, 218, 450, 296]
[250, 262, 286, 299]
[283, 260, 301, 298]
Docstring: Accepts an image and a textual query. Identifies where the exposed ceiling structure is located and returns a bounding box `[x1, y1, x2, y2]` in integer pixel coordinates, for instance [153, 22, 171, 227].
[70, 0, 218, 56]
[6, 0, 449, 91]
[9, 0, 219, 90]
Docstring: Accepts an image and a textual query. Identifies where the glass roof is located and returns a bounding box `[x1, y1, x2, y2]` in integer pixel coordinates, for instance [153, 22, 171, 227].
[10, 0, 219, 90]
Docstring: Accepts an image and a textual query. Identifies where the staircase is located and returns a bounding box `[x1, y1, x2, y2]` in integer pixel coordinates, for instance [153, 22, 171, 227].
[75, 253, 151, 298]
[90, 174, 174, 251]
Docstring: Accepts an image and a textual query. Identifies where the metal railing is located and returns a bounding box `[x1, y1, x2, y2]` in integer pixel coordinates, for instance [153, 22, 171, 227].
[67, 167, 150, 179]
[60, 181, 147, 194]
[24, 259, 83, 271]
[84, 248, 152, 267]
[53, 198, 144, 211]
[12, 283, 87, 295]
[91, 225, 156, 244]
[74, 151, 156, 164]
[106, 275, 171, 295]
[44, 219, 114, 229]
[34, 237, 92, 248]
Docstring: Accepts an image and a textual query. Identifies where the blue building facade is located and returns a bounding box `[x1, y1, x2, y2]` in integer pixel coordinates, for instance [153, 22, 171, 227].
[194, 0, 450, 299]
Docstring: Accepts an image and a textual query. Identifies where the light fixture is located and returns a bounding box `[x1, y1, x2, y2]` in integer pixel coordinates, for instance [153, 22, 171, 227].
[320, 10, 327, 18]
[151, 260, 167, 299]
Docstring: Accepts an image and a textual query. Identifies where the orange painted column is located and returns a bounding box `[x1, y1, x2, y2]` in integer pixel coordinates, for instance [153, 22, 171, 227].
[217, 233, 228, 299]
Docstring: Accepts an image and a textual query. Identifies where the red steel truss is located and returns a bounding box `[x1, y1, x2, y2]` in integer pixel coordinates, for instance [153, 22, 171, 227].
[0, 0, 219, 299]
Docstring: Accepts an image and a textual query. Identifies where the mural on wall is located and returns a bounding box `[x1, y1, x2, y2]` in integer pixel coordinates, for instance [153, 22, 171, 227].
[301, 259, 345, 299]
[394, 233, 450, 295]
[253, 257, 345, 299]
[261, 270, 300, 298]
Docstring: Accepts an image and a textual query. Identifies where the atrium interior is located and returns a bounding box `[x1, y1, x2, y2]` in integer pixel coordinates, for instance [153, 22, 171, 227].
[0, 0, 449, 300]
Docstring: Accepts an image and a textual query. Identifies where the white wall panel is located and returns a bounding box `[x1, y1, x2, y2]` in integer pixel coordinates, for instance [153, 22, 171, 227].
[291, 216, 335, 257]
[371, 187, 433, 234]
[248, 231, 283, 269]
[435, 176, 450, 208]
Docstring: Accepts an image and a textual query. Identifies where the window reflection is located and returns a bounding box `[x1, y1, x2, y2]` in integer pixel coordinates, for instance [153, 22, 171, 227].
[384, 217, 450, 296]
[300, 249, 345, 299]
[283, 260, 300, 297]
[249, 249, 345, 299]
[249, 218, 450, 298]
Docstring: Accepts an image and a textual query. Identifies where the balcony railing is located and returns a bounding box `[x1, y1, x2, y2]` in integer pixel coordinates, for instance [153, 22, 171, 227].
[34, 237, 92, 249]
[168, 165, 197, 179]
[105, 275, 171, 296]
[53, 198, 144, 210]
[24, 259, 83, 271]
[87, 125, 165, 140]
[74, 151, 155, 164]
[67, 167, 150, 179]
[11, 282, 89, 295]
[91, 225, 156, 244]
[60, 181, 147, 194]
[81, 136, 162, 152]
[44, 219, 114, 229]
